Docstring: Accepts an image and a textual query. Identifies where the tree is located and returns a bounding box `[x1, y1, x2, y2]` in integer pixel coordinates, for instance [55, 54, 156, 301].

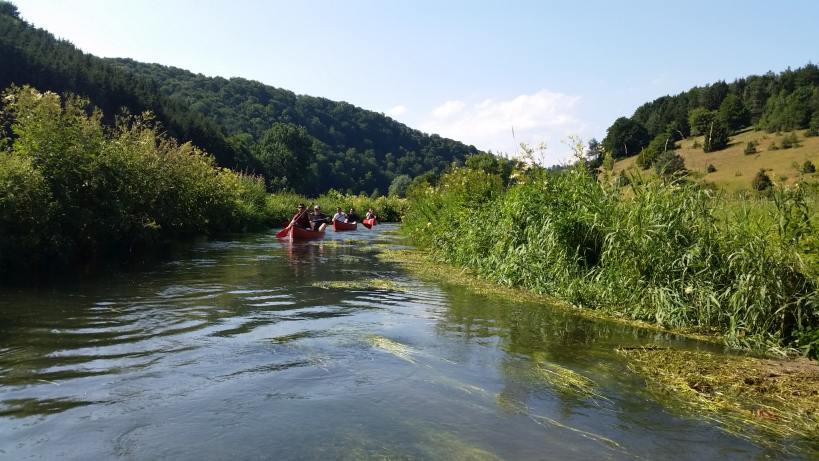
[703, 119, 729, 152]
[808, 114, 819, 137]
[635, 132, 674, 169]
[602, 117, 650, 158]
[688, 108, 717, 136]
[585, 138, 603, 170]
[0, 1, 19, 19]
[253, 123, 319, 192]
[388, 174, 412, 197]
[699, 81, 729, 110]
[717, 94, 750, 132]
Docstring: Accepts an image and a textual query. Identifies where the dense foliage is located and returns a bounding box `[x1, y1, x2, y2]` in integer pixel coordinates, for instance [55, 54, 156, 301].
[0, 86, 408, 275]
[604, 64, 819, 162]
[403, 163, 818, 353]
[0, 2, 478, 195]
[0, 86, 272, 273]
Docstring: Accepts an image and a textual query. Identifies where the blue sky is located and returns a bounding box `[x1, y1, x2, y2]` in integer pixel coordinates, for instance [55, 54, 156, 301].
[13, 0, 819, 163]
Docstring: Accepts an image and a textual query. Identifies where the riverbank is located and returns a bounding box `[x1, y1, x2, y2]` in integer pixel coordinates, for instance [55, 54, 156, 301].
[380, 247, 819, 449]
[400, 163, 818, 355]
[377, 248, 721, 344]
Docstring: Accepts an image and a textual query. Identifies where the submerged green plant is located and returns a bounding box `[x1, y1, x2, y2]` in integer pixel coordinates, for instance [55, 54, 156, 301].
[311, 279, 405, 292]
[366, 335, 416, 363]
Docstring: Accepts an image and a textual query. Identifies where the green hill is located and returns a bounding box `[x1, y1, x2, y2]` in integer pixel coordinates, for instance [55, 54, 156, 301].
[0, 1, 478, 195]
[601, 64, 819, 169]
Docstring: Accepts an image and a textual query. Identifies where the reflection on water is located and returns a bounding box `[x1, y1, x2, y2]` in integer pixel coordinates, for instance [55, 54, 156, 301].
[0, 225, 814, 459]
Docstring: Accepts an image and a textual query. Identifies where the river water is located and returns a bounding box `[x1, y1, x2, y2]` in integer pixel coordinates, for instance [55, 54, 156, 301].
[0, 225, 812, 459]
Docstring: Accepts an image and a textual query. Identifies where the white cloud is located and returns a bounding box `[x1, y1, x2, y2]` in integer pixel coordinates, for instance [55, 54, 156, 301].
[386, 104, 407, 118]
[431, 100, 465, 118]
[420, 90, 585, 165]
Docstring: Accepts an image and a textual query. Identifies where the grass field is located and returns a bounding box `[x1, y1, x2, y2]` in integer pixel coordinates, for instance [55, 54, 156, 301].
[613, 129, 819, 192]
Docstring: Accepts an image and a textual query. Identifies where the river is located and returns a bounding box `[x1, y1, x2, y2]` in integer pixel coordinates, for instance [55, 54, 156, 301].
[0, 225, 811, 459]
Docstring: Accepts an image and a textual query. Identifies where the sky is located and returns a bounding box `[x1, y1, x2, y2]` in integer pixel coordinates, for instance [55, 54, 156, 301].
[12, 0, 819, 164]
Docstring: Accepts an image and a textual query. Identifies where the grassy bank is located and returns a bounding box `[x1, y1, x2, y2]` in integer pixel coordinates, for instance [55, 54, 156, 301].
[401, 163, 818, 355]
[0, 86, 405, 275]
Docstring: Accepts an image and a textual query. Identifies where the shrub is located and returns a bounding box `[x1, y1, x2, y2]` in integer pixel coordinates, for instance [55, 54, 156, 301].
[768, 141, 780, 151]
[752, 169, 772, 191]
[615, 170, 631, 187]
[654, 151, 686, 178]
[780, 132, 800, 149]
[0, 154, 54, 268]
[743, 140, 758, 155]
[0, 85, 274, 273]
[801, 161, 816, 174]
[706, 164, 717, 173]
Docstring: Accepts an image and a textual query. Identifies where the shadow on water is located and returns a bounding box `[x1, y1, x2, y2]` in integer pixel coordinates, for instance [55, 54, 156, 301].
[0, 225, 815, 459]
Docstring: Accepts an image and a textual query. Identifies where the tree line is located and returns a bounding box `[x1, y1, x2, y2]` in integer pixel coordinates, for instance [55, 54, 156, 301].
[0, 1, 478, 196]
[602, 64, 819, 168]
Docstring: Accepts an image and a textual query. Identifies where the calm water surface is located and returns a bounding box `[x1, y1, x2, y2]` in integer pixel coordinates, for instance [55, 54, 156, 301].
[0, 225, 813, 459]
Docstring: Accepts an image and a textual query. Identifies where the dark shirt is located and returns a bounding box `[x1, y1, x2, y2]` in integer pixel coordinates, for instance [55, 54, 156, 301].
[309, 212, 330, 230]
[347, 212, 361, 223]
[291, 210, 310, 229]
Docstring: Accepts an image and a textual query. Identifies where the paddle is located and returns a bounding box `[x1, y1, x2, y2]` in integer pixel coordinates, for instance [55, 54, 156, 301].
[276, 208, 308, 238]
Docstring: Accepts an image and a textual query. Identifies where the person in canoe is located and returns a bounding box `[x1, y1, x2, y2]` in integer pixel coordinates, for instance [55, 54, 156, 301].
[346, 208, 361, 224]
[365, 208, 377, 220]
[332, 207, 347, 223]
[309, 205, 331, 231]
[289, 203, 311, 229]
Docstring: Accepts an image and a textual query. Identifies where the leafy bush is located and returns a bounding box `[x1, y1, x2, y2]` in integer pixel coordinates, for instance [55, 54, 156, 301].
[706, 164, 717, 173]
[801, 161, 816, 174]
[780, 132, 800, 149]
[744, 140, 758, 155]
[0, 86, 271, 273]
[752, 169, 773, 191]
[0, 154, 54, 268]
[654, 151, 686, 178]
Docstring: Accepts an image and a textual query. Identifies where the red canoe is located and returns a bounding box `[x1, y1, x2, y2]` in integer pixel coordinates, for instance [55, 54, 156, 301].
[363, 218, 377, 227]
[333, 220, 357, 231]
[278, 226, 325, 240]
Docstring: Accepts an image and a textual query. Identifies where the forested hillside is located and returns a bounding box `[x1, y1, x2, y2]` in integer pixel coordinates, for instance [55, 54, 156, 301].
[0, 2, 478, 195]
[602, 64, 819, 168]
[108, 58, 478, 195]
